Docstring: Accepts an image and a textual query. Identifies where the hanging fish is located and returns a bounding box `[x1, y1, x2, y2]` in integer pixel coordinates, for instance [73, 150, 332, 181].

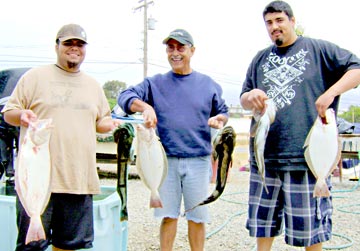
[303, 108, 341, 197]
[15, 119, 53, 244]
[251, 99, 277, 194]
[185, 126, 236, 213]
[135, 124, 168, 208]
[113, 123, 135, 221]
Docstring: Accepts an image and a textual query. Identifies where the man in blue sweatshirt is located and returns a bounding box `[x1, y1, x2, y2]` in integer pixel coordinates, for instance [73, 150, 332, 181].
[118, 29, 229, 251]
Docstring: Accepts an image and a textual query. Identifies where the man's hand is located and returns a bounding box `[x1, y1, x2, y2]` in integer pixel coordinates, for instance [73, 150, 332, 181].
[142, 106, 157, 128]
[20, 110, 37, 127]
[208, 114, 228, 129]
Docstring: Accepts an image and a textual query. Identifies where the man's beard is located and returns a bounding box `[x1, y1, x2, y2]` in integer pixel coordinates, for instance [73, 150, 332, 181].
[275, 38, 283, 46]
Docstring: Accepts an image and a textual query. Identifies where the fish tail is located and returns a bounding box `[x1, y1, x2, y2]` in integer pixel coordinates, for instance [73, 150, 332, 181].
[313, 179, 331, 198]
[261, 176, 269, 194]
[183, 188, 223, 214]
[257, 168, 269, 194]
[198, 194, 218, 206]
[183, 204, 198, 214]
[150, 191, 163, 208]
[25, 216, 46, 244]
[263, 182, 269, 194]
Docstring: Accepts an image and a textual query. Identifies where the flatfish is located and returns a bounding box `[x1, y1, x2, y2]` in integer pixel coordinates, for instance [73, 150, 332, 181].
[184, 126, 236, 213]
[251, 99, 277, 194]
[135, 124, 168, 208]
[303, 108, 341, 197]
[15, 118, 53, 244]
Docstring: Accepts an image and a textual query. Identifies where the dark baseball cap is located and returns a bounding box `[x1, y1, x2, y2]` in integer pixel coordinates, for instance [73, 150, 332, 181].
[162, 29, 194, 46]
[56, 24, 87, 43]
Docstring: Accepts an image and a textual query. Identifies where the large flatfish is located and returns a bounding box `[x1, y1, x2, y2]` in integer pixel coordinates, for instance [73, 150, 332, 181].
[15, 118, 53, 244]
[303, 108, 341, 197]
[135, 124, 168, 208]
[251, 99, 277, 194]
[185, 126, 236, 213]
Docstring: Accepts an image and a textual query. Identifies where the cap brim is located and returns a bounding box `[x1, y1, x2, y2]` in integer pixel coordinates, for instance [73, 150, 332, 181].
[162, 36, 188, 45]
[58, 36, 87, 44]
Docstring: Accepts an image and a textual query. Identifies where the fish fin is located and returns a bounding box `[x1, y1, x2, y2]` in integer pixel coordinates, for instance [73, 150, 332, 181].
[326, 137, 342, 177]
[150, 191, 163, 208]
[259, 172, 269, 194]
[304, 148, 318, 178]
[263, 183, 269, 194]
[303, 124, 316, 149]
[25, 216, 46, 244]
[313, 179, 331, 198]
[199, 191, 221, 206]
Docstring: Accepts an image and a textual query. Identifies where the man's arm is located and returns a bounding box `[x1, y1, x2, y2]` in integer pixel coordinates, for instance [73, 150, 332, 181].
[130, 99, 157, 128]
[316, 68, 360, 116]
[3, 109, 37, 128]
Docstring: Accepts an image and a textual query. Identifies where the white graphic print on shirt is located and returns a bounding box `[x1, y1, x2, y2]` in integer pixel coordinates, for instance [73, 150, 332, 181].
[262, 49, 309, 109]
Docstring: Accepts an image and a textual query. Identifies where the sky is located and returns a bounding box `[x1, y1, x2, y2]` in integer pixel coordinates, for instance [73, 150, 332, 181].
[1, 0, 360, 110]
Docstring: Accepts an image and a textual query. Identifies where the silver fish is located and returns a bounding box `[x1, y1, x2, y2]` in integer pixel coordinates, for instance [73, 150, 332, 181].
[251, 99, 277, 194]
[303, 108, 341, 197]
[135, 124, 168, 208]
[185, 126, 236, 213]
[15, 119, 53, 244]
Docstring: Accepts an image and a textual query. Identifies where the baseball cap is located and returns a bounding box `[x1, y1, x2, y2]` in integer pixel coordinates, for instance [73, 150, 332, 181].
[56, 24, 87, 43]
[162, 29, 194, 46]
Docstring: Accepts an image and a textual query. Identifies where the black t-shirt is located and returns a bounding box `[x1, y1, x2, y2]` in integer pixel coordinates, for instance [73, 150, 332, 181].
[241, 36, 360, 170]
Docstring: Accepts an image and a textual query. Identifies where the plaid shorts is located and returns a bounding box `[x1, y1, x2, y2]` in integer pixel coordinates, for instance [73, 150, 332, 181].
[246, 165, 333, 247]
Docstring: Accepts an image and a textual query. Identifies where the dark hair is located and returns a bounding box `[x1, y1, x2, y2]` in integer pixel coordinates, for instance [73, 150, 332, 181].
[263, 0, 294, 19]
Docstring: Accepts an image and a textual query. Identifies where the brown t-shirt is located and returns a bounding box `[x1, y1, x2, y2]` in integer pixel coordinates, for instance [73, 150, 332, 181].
[2, 65, 111, 194]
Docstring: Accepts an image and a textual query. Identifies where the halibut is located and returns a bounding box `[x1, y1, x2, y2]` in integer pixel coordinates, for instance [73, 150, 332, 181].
[135, 124, 168, 208]
[15, 119, 53, 244]
[303, 109, 341, 197]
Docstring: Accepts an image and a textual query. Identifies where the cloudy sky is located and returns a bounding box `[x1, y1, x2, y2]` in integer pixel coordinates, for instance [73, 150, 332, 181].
[1, 0, 359, 110]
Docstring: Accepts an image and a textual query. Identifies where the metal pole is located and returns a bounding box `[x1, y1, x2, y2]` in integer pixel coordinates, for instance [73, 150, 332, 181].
[134, 0, 153, 78]
[143, 0, 148, 78]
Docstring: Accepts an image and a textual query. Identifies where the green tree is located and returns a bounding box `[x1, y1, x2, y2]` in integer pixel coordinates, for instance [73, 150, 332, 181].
[295, 23, 305, 36]
[338, 105, 360, 123]
[103, 80, 126, 99]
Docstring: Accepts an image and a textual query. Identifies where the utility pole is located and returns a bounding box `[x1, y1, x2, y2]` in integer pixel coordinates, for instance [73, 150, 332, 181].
[134, 0, 154, 78]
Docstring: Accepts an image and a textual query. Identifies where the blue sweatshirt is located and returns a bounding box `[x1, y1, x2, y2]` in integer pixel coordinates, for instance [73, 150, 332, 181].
[118, 71, 229, 157]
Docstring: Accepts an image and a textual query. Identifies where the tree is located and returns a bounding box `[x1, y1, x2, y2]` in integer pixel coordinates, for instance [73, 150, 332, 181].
[103, 80, 126, 99]
[338, 105, 360, 123]
[295, 23, 305, 36]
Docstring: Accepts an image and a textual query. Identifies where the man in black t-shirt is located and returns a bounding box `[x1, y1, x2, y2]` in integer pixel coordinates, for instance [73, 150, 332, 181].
[240, 1, 360, 250]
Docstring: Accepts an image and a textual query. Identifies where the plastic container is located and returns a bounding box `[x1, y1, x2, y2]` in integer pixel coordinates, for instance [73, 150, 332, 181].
[0, 185, 127, 251]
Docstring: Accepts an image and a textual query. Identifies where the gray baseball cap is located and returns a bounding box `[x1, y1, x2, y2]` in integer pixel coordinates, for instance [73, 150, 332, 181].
[56, 24, 87, 43]
[162, 29, 194, 46]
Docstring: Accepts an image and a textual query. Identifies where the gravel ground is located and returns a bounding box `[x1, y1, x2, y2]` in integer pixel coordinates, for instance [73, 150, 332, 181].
[99, 164, 360, 251]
